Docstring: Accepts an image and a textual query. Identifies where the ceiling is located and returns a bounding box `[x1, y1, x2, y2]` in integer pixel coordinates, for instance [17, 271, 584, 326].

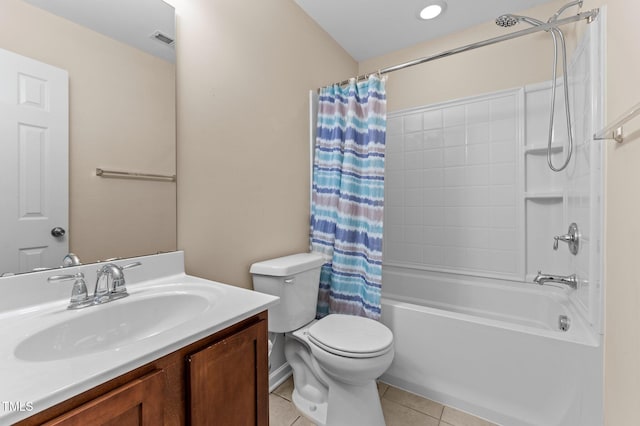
[21, 0, 559, 64]
[23, 0, 176, 63]
[294, 0, 557, 61]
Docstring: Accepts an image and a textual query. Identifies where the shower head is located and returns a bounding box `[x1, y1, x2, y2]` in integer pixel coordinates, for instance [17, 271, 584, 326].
[497, 1, 582, 28]
[495, 14, 519, 27]
[495, 14, 545, 28]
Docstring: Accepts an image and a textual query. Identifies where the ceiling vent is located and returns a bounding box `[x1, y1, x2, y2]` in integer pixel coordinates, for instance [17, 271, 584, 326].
[150, 30, 175, 47]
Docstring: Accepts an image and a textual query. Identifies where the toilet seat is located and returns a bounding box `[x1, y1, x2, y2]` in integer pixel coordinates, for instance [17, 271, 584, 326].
[307, 314, 393, 359]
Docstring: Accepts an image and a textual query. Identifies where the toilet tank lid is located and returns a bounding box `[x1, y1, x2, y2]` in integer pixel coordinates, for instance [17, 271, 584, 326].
[250, 252, 327, 276]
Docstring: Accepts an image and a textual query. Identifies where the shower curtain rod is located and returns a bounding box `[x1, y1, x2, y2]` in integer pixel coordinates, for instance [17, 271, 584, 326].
[328, 9, 599, 88]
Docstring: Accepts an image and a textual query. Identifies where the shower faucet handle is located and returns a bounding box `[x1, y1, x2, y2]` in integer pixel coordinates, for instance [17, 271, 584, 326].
[553, 223, 579, 255]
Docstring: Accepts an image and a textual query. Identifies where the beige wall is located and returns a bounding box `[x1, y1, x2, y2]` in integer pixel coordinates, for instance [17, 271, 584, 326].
[0, 0, 176, 264]
[174, 0, 357, 288]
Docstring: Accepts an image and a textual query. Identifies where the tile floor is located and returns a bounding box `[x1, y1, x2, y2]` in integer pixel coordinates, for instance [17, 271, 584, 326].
[269, 377, 498, 426]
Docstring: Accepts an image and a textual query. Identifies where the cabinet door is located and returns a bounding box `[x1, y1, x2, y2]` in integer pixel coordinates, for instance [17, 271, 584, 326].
[188, 320, 268, 426]
[43, 370, 165, 426]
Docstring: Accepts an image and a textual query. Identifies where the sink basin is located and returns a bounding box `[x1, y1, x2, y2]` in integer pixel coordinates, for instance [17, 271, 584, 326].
[15, 292, 211, 362]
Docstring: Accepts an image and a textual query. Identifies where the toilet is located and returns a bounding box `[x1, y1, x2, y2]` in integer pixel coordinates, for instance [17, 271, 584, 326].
[250, 252, 394, 426]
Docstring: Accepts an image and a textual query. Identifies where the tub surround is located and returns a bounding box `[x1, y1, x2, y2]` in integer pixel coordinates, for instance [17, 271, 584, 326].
[376, 13, 604, 426]
[0, 251, 278, 424]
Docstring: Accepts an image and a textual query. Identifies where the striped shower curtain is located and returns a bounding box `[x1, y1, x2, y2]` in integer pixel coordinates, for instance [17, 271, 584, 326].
[310, 75, 387, 320]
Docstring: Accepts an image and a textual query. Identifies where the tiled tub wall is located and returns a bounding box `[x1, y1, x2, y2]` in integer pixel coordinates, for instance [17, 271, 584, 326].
[385, 89, 525, 281]
[383, 21, 602, 333]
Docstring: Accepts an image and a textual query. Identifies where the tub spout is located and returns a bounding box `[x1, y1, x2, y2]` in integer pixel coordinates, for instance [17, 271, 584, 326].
[533, 271, 578, 289]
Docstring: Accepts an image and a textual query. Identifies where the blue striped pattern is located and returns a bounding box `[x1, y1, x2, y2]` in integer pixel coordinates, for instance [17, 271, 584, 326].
[310, 76, 386, 320]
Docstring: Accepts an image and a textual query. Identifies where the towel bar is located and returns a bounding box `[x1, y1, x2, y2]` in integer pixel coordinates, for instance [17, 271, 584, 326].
[96, 168, 176, 182]
[594, 101, 640, 144]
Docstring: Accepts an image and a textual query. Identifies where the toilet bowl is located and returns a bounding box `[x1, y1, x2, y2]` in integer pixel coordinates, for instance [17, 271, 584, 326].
[302, 315, 394, 384]
[289, 317, 394, 426]
[250, 253, 394, 426]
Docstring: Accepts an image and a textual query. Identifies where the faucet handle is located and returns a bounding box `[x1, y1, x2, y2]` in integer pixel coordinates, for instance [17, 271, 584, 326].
[553, 234, 573, 250]
[48, 272, 82, 282]
[553, 223, 579, 255]
[122, 262, 142, 270]
[48, 272, 91, 309]
[110, 262, 141, 299]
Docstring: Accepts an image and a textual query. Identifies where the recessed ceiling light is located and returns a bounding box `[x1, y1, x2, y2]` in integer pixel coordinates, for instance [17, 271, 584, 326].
[419, 1, 447, 20]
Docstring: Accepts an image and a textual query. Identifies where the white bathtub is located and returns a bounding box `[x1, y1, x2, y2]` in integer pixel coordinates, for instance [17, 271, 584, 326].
[379, 266, 602, 426]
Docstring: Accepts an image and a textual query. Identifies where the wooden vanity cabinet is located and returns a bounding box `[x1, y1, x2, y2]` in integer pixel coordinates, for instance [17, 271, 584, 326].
[188, 319, 268, 426]
[16, 312, 268, 426]
[41, 370, 165, 426]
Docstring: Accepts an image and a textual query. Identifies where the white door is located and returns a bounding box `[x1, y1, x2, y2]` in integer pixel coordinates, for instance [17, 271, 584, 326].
[0, 48, 69, 274]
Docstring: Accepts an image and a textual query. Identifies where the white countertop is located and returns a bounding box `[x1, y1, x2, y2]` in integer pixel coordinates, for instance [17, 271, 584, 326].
[0, 251, 278, 424]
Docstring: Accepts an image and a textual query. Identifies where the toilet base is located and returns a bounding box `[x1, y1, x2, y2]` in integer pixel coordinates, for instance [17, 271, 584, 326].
[291, 387, 328, 426]
[284, 317, 391, 426]
[292, 378, 384, 426]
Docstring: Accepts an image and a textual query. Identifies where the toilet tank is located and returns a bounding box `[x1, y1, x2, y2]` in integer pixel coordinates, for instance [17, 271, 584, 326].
[250, 253, 326, 333]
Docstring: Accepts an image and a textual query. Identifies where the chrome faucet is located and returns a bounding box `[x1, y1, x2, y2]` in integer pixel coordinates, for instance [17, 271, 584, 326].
[48, 261, 141, 309]
[94, 262, 141, 303]
[533, 271, 578, 289]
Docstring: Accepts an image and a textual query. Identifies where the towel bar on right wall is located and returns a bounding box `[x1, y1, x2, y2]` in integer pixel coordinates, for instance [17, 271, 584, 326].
[594, 101, 640, 143]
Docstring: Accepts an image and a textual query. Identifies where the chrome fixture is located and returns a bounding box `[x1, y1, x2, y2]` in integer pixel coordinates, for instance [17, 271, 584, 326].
[496, 0, 584, 172]
[62, 252, 82, 267]
[495, 14, 546, 28]
[558, 315, 571, 331]
[329, 9, 598, 87]
[549, 0, 585, 22]
[533, 271, 578, 289]
[553, 222, 580, 255]
[494, 14, 518, 27]
[594, 101, 640, 144]
[94, 262, 141, 303]
[48, 262, 141, 309]
[48, 272, 92, 309]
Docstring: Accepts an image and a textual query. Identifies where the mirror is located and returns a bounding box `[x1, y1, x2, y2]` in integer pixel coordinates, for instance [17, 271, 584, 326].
[0, 0, 177, 275]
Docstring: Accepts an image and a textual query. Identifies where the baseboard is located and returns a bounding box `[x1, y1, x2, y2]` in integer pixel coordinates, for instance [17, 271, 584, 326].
[269, 362, 292, 393]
